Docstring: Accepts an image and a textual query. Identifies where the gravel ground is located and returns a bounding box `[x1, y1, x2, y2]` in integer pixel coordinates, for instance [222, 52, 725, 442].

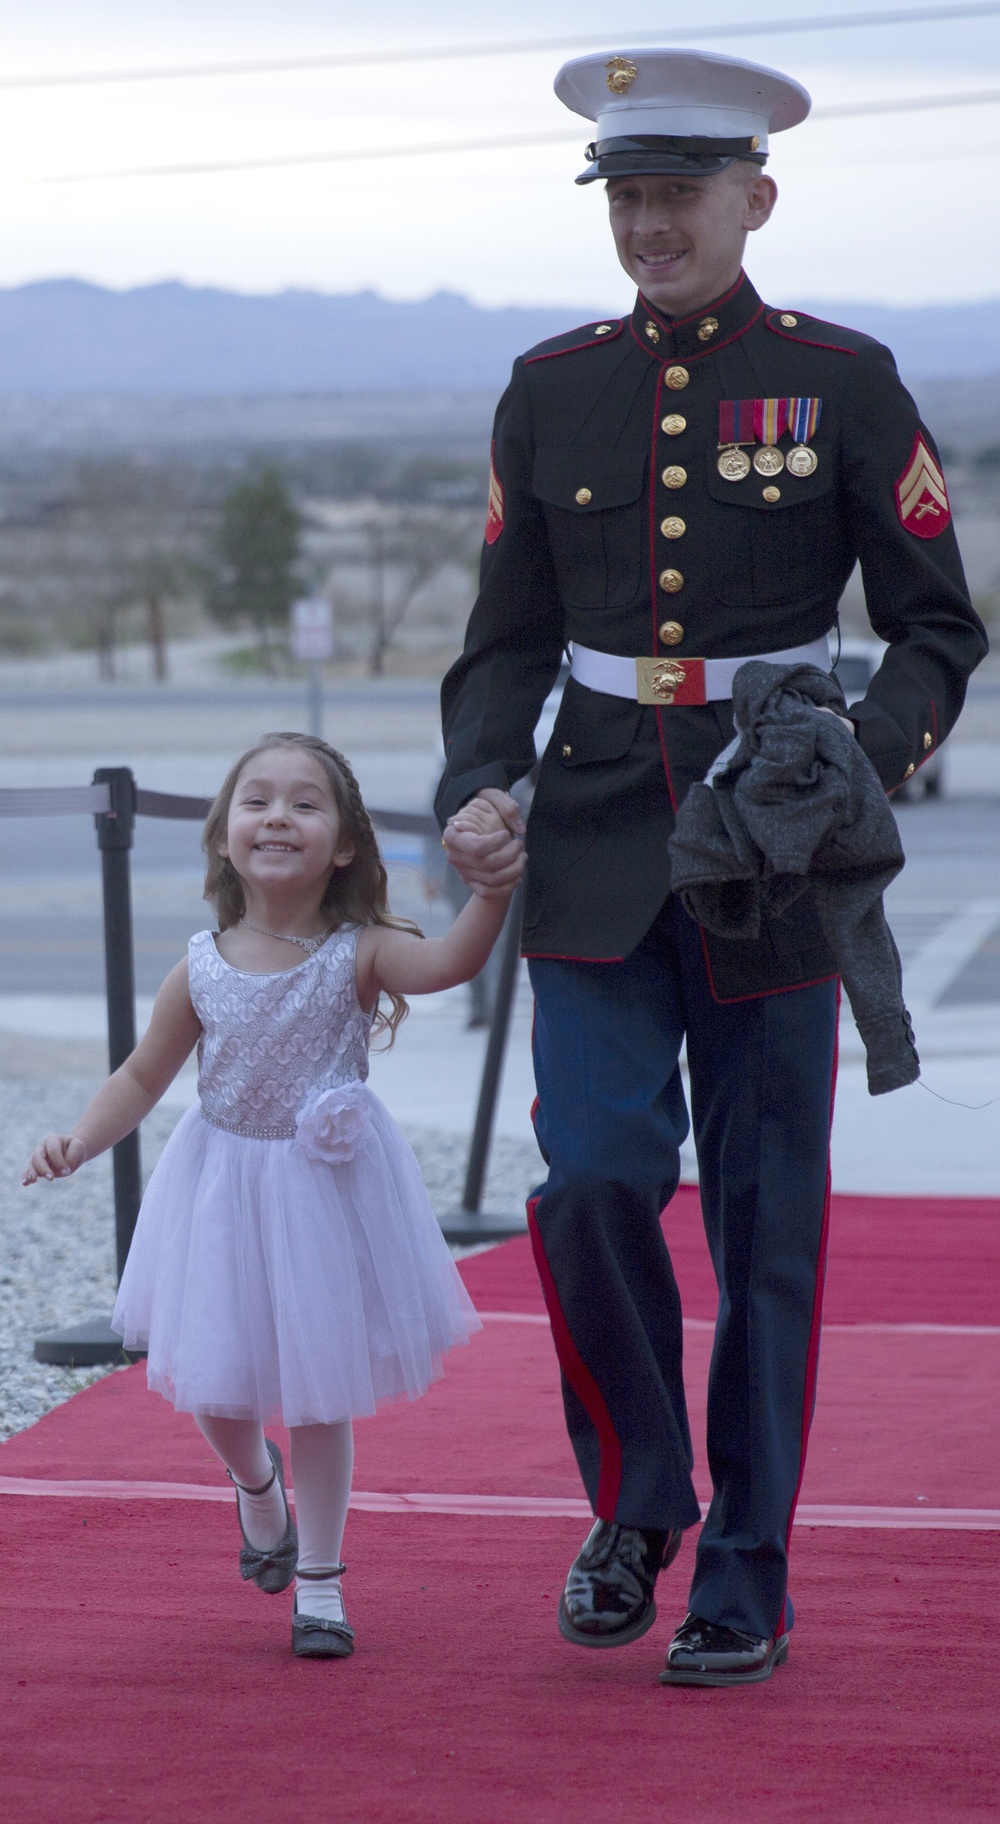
[0, 1079, 540, 1444]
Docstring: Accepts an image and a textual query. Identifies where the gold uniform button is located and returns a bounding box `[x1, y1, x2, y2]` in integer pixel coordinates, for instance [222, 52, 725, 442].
[780, 313, 798, 328]
[659, 569, 684, 594]
[762, 486, 781, 502]
[661, 465, 687, 489]
[593, 323, 613, 335]
[660, 516, 686, 539]
[904, 764, 916, 778]
[923, 732, 933, 750]
[661, 414, 686, 435]
[665, 366, 689, 390]
[562, 744, 573, 758]
[574, 487, 592, 505]
[659, 620, 684, 646]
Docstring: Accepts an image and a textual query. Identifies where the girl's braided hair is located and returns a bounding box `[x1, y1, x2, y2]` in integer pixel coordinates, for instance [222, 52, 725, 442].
[202, 731, 421, 1045]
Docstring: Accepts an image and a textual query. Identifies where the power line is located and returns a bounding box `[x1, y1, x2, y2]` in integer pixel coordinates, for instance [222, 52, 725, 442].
[817, 83, 1000, 115]
[0, 5, 998, 92]
[9, 85, 1000, 188]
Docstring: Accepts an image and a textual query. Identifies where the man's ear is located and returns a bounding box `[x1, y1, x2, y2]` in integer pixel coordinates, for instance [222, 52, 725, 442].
[744, 172, 778, 233]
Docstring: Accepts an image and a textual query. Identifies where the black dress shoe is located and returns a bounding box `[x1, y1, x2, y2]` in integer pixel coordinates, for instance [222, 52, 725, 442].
[558, 1519, 683, 1648]
[659, 1612, 789, 1686]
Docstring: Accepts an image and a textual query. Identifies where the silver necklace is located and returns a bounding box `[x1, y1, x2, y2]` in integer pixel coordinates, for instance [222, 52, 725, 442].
[239, 919, 330, 955]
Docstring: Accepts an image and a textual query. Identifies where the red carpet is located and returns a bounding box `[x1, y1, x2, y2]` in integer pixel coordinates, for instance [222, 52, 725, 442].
[464, 1182, 998, 1326]
[1, 1187, 998, 1822]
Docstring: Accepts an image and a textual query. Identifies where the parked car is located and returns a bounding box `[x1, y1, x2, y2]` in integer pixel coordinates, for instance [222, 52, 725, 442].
[832, 638, 942, 802]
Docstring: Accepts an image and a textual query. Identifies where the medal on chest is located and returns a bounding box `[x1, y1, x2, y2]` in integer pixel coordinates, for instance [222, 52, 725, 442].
[717, 397, 823, 480]
[752, 398, 787, 474]
[716, 398, 754, 479]
[786, 397, 822, 474]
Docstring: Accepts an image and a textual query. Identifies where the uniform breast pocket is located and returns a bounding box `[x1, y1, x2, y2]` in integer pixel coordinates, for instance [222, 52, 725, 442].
[705, 442, 843, 608]
[533, 447, 647, 609]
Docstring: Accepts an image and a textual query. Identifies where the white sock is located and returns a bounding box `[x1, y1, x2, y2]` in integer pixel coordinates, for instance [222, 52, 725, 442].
[195, 1414, 288, 1552]
[290, 1420, 354, 1619]
[295, 1573, 346, 1624]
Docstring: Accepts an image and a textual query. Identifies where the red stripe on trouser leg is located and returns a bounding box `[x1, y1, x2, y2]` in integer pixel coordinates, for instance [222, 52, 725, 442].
[525, 1197, 623, 1520]
[777, 982, 841, 1639]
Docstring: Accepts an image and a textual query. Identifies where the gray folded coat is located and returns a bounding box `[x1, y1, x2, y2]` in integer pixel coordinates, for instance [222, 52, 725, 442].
[668, 660, 919, 1096]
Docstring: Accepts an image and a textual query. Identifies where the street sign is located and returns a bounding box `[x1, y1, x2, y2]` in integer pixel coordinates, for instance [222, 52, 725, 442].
[290, 597, 334, 663]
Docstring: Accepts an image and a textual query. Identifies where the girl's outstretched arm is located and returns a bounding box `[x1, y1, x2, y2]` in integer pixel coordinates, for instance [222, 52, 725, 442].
[23, 959, 201, 1184]
[357, 805, 525, 1003]
[358, 889, 517, 1003]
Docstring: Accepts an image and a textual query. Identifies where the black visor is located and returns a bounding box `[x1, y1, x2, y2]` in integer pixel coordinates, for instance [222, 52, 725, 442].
[576, 134, 767, 185]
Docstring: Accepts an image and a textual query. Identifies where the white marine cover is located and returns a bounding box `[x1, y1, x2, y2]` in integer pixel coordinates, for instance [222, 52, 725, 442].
[554, 48, 811, 154]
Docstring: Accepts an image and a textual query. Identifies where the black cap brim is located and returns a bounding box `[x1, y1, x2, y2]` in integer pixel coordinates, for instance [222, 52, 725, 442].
[576, 135, 767, 185]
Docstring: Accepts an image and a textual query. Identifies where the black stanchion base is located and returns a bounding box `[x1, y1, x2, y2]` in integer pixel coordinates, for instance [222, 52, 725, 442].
[33, 1316, 146, 1368]
[438, 1209, 528, 1247]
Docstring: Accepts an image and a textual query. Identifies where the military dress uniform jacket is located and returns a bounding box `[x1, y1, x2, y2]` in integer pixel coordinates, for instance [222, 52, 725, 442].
[436, 272, 987, 994]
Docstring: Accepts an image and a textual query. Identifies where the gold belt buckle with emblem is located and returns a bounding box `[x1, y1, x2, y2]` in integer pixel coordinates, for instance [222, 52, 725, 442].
[636, 656, 689, 705]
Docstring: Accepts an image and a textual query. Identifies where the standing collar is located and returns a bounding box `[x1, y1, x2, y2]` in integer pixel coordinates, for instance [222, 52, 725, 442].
[630, 270, 763, 363]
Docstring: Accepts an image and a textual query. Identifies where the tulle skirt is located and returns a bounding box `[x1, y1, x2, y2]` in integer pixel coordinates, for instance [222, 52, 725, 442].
[113, 1090, 481, 1427]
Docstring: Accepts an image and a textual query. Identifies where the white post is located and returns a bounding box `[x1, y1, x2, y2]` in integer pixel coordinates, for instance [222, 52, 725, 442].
[290, 598, 335, 739]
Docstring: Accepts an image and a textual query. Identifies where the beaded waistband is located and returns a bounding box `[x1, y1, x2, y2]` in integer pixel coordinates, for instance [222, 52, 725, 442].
[200, 1105, 296, 1141]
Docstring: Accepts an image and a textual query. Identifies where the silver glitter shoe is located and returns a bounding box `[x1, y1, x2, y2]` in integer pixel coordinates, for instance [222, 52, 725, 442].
[227, 1439, 298, 1594]
[292, 1564, 355, 1659]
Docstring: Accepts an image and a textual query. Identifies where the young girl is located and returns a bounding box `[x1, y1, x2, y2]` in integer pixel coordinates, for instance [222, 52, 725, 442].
[25, 731, 523, 1660]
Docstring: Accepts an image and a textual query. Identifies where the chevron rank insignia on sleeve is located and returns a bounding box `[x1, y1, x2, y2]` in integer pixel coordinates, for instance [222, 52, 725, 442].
[485, 446, 504, 545]
[894, 432, 951, 539]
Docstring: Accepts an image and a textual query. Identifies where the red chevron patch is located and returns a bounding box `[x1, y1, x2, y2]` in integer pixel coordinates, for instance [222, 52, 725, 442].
[485, 446, 504, 545]
[894, 432, 951, 539]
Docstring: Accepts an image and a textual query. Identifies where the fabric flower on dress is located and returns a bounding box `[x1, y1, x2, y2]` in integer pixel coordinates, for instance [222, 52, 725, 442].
[296, 1082, 370, 1163]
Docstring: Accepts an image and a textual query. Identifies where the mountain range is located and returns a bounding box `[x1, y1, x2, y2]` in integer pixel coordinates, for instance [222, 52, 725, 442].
[0, 280, 996, 394]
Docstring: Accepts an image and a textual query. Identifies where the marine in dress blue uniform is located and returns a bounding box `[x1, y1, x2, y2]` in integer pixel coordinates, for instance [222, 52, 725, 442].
[436, 48, 987, 1685]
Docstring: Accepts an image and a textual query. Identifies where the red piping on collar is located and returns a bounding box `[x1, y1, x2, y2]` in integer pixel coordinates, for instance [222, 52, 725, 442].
[630, 302, 764, 365]
[523, 320, 625, 365]
[639, 269, 746, 334]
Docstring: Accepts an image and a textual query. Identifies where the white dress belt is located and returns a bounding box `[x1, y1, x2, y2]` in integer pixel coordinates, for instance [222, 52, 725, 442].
[570, 636, 833, 707]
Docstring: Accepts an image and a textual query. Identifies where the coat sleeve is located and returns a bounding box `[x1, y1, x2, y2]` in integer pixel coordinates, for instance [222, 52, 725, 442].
[434, 360, 566, 825]
[841, 341, 988, 791]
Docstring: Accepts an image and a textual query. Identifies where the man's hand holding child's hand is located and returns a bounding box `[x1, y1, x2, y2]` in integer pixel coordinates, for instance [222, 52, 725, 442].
[443, 789, 527, 899]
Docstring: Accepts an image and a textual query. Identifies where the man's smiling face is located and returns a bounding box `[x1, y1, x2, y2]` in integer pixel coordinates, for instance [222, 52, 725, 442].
[606, 164, 777, 320]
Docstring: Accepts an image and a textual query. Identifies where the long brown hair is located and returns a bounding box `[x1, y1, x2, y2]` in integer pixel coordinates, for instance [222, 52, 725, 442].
[202, 731, 421, 1045]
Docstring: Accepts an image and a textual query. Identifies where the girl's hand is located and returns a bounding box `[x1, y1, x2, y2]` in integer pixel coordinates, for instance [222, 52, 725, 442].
[23, 1135, 87, 1185]
[443, 789, 526, 899]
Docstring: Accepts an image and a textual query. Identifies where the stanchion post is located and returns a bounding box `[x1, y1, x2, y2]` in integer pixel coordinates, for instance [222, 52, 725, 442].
[437, 881, 526, 1244]
[34, 765, 144, 1366]
[93, 765, 142, 1280]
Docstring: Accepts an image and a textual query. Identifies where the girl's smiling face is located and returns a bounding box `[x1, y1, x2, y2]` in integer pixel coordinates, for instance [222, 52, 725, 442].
[220, 747, 354, 907]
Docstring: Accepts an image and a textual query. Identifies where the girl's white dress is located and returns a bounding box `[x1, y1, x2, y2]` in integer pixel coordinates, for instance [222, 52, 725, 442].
[113, 925, 480, 1426]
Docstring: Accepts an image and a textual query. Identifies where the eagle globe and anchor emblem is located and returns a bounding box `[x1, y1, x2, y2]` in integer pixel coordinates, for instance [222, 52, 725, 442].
[649, 657, 688, 704]
[605, 56, 639, 94]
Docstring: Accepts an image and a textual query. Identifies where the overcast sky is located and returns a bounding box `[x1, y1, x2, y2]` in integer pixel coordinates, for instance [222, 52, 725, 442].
[0, 1, 997, 308]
